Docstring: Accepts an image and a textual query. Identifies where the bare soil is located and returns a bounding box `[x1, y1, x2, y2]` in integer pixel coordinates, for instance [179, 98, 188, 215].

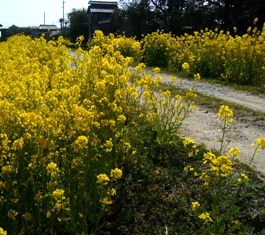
[147, 70, 265, 175]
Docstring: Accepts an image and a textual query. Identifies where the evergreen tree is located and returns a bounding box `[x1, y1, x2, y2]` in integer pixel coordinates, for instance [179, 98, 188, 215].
[68, 8, 89, 43]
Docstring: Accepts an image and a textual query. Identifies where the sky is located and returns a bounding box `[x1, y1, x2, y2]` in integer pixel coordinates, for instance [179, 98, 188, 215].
[0, 0, 89, 28]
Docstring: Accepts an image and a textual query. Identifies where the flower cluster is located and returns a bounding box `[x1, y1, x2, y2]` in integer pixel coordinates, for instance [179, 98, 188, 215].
[110, 168, 123, 180]
[252, 137, 265, 150]
[97, 174, 110, 185]
[97, 168, 122, 205]
[0, 228, 7, 235]
[199, 212, 213, 224]
[142, 30, 177, 67]
[218, 105, 233, 125]
[88, 30, 142, 62]
[183, 138, 198, 157]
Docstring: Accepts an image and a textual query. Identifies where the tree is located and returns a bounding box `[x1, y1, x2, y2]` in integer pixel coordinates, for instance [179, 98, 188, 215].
[116, 0, 265, 37]
[59, 18, 64, 32]
[114, 0, 159, 39]
[200, 0, 265, 34]
[68, 8, 89, 43]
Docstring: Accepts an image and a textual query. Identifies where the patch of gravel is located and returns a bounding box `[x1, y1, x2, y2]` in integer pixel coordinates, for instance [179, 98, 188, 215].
[171, 78, 265, 113]
[145, 70, 265, 175]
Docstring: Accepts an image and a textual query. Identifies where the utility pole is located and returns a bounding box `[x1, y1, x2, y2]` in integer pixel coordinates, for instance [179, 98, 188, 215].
[62, 1, 65, 32]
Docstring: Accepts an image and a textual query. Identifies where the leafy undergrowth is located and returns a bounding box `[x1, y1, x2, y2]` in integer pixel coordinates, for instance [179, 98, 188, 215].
[103, 126, 265, 234]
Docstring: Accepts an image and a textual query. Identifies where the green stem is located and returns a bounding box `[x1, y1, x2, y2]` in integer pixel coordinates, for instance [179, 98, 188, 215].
[249, 145, 259, 166]
[219, 120, 226, 154]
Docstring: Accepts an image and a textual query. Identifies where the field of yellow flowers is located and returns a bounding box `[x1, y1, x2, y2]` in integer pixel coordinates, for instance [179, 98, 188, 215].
[0, 33, 199, 234]
[0, 28, 265, 234]
[142, 20, 265, 86]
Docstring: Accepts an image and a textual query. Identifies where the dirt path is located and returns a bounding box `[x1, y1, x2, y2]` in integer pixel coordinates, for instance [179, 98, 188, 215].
[145, 70, 265, 175]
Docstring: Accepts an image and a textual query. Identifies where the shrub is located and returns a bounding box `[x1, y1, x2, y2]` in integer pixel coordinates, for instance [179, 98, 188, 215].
[87, 30, 142, 63]
[141, 30, 176, 68]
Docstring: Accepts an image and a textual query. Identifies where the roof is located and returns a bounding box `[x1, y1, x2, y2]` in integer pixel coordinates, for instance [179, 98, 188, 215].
[87, 0, 117, 15]
[88, 1, 117, 8]
[89, 0, 117, 3]
[39, 25, 58, 30]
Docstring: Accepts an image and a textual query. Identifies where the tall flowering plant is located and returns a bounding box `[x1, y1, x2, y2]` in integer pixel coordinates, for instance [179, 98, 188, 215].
[0, 35, 129, 234]
[183, 105, 265, 234]
[0, 33, 196, 234]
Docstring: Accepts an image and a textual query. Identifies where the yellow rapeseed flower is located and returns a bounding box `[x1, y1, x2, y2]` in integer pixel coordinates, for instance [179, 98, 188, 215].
[252, 137, 265, 150]
[100, 197, 112, 205]
[110, 168, 123, 180]
[104, 138, 113, 152]
[134, 63, 146, 73]
[52, 189, 65, 200]
[162, 90, 171, 99]
[191, 201, 200, 210]
[229, 147, 241, 157]
[117, 115, 126, 124]
[238, 173, 249, 184]
[75, 135, 89, 148]
[183, 138, 196, 148]
[2, 165, 17, 174]
[0, 227, 7, 235]
[182, 62, 190, 72]
[7, 209, 18, 220]
[23, 212, 33, 221]
[171, 76, 177, 82]
[153, 67, 160, 73]
[108, 188, 116, 196]
[199, 212, 213, 223]
[97, 174, 110, 185]
[194, 73, 201, 81]
[203, 152, 216, 164]
[218, 105, 233, 125]
[143, 90, 151, 100]
[46, 162, 59, 175]
[184, 165, 194, 174]
[34, 191, 43, 202]
[12, 137, 24, 150]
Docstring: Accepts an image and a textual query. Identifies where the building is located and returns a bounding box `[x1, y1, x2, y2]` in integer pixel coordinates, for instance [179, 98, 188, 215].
[38, 24, 59, 33]
[0, 25, 21, 41]
[87, 0, 118, 39]
[0, 24, 59, 41]
[33, 24, 59, 38]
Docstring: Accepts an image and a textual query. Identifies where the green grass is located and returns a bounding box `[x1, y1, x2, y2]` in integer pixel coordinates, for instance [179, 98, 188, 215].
[105, 126, 265, 234]
[203, 78, 265, 97]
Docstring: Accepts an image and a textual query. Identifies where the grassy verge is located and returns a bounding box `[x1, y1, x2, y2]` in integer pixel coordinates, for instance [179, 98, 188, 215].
[153, 66, 265, 97]
[107, 126, 265, 234]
